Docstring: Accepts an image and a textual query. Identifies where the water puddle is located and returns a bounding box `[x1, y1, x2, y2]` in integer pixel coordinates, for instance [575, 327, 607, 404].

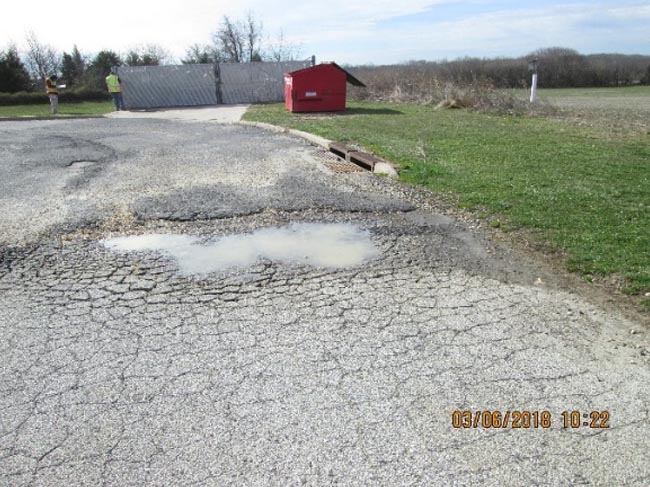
[103, 223, 379, 274]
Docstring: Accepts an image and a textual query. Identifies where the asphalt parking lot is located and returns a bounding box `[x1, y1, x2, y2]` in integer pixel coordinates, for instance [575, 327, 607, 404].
[1, 116, 648, 486]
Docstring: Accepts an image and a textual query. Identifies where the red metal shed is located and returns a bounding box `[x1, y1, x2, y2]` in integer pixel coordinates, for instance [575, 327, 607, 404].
[284, 63, 365, 113]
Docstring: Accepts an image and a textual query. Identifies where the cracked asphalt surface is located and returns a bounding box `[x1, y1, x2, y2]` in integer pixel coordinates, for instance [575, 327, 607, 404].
[1, 117, 649, 486]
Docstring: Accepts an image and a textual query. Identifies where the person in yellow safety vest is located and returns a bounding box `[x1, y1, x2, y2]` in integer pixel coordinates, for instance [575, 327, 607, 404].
[45, 74, 59, 114]
[105, 71, 124, 111]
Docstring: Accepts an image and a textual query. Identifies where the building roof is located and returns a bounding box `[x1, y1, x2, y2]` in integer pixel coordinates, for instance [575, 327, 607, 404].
[287, 62, 366, 87]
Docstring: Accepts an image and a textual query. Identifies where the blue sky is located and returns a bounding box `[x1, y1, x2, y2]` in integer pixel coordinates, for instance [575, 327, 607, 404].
[2, 1, 649, 64]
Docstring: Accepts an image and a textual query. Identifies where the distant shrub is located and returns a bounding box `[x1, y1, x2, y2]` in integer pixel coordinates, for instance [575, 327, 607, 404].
[62, 88, 111, 103]
[0, 91, 43, 106]
[348, 69, 554, 116]
[0, 89, 109, 106]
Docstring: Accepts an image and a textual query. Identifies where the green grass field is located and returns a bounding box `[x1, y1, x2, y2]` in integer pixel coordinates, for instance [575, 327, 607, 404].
[244, 98, 650, 308]
[0, 101, 114, 118]
[537, 85, 650, 98]
[508, 85, 650, 99]
[515, 86, 650, 136]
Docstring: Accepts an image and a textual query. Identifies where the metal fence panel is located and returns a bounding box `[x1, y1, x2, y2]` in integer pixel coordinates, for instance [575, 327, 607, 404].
[117, 60, 313, 109]
[118, 64, 217, 110]
[218, 61, 312, 104]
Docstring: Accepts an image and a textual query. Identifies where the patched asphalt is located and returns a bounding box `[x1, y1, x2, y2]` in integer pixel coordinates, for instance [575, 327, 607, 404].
[0, 117, 648, 486]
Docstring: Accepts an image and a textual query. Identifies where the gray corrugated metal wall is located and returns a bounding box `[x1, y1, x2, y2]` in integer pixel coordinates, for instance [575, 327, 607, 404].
[217, 61, 311, 104]
[118, 64, 217, 110]
[118, 60, 312, 109]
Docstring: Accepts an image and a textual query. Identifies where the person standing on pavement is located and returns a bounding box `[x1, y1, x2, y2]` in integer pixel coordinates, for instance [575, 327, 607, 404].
[45, 74, 59, 114]
[105, 70, 124, 111]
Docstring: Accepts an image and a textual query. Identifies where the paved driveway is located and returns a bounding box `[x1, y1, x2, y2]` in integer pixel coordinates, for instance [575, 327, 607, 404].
[103, 105, 249, 123]
[0, 116, 648, 486]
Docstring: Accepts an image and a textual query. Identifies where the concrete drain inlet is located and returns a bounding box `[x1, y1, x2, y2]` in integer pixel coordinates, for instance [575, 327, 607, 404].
[315, 149, 364, 174]
[103, 223, 379, 274]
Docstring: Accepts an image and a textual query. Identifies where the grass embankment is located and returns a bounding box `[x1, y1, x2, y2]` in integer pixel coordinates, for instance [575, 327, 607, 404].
[244, 101, 650, 308]
[0, 101, 114, 118]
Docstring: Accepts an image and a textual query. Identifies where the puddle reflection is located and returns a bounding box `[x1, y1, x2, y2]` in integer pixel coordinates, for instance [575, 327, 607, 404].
[103, 223, 379, 274]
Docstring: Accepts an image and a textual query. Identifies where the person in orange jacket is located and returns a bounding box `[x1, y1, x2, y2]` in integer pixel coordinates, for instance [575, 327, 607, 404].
[45, 74, 59, 114]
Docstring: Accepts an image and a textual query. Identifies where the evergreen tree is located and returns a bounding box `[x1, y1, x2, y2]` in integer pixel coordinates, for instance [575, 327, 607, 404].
[0, 45, 31, 92]
[83, 50, 121, 89]
[124, 45, 170, 66]
[61, 45, 85, 87]
[182, 44, 216, 64]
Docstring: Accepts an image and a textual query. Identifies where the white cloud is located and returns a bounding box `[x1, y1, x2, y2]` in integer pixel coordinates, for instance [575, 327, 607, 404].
[0, 0, 453, 58]
[310, 1, 650, 63]
[0, 1, 647, 63]
[1, 0, 246, 57]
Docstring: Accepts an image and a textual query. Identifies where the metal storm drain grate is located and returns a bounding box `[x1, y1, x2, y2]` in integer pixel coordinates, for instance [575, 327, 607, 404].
[314, 149, 364, 174]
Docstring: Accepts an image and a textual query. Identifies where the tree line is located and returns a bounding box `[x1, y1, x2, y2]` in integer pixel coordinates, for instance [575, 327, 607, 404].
[350, 47, 650, 90]
[2, 22, 649, 95]
[0, 13, 301, 94]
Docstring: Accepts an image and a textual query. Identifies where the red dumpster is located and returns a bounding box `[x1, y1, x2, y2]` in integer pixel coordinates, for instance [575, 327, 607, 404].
[284, 63, 365, 113]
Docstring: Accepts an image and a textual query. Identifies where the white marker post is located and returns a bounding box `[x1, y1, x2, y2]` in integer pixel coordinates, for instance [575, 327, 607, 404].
[529, 58, 539, 103]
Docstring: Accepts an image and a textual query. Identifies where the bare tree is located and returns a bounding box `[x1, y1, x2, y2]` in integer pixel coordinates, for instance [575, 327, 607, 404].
[265, 30, 302, 62]
[244, 12, 263, 62]
[214, 16, 244, 63]
[212, 13, 266, 63]
[24, 32, 59, 83]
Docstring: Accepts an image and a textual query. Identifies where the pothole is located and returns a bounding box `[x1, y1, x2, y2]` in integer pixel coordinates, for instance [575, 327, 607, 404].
[67, 160, 96, 169]
[102, 222, 379, 274]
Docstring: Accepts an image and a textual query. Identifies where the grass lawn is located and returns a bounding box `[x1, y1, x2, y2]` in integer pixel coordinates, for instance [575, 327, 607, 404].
[537, 85, 650, 98]
[244, 101, 650, 308]
[0, 101, 114, 118]
[509, 85, 650, 99]
[512, 86, 650, 136]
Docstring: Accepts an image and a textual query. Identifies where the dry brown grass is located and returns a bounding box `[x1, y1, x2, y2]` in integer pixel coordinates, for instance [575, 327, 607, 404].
[348, 69, 553, 116]
[434, 99, 467, 109]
